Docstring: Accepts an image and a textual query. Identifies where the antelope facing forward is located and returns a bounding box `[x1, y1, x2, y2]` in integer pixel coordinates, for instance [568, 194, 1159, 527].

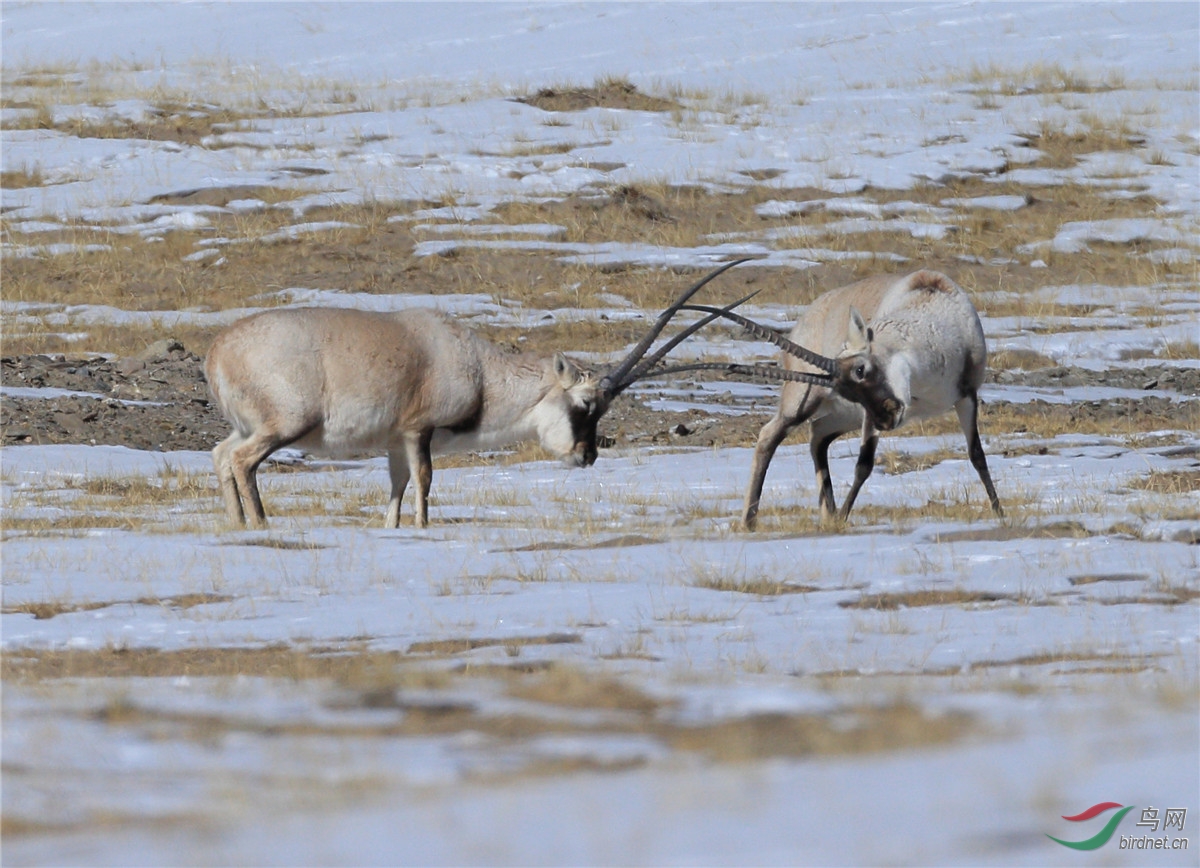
[656, 270, 1003, 529]
[205, 260, 756, 529]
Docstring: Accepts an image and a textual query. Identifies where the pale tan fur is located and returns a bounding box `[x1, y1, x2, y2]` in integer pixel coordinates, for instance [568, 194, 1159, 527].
[205, 260, 760, 530]
[206, 307, 597, 529]
[743, 270, 1002, 528]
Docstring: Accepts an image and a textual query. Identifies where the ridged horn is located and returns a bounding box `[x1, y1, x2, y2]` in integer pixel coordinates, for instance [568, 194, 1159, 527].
[608, 288, 763, 398]
[642, 361, 834, 386]
[676, 304, 839, 375]
[597, 258, 753, 400]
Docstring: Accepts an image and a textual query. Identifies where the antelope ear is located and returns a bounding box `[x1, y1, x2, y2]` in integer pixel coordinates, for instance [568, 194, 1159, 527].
[843, 307, 871, 356]
[553, 353, 582, 389]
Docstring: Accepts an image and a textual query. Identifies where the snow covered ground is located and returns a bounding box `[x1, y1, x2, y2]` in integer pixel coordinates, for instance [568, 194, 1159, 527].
[2, 437, 1197, 865]
[2, 3, 1198, 865]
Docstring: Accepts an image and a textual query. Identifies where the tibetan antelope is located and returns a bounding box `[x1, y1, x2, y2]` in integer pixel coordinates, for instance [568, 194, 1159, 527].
[653, 270, 1003, 529]
[205, 260, 757, 529]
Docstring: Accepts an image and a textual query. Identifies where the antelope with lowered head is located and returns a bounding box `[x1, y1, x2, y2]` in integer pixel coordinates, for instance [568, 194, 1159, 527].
[205, 260, 753, 529]
[652, 270, 1003, 529]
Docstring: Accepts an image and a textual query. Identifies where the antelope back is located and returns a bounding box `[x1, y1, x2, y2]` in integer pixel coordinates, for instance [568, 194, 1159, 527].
[790, 269, 981, 364]
[788, 273, 898, 363]
[869, 270, 989, 406]
[782, 273, 914, 431]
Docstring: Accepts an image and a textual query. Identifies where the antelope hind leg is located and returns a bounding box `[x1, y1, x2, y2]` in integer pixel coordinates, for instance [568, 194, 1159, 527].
[956, 391, 1003, 517]
[229, 430, 286, 529]
[212, 434, 247, 526]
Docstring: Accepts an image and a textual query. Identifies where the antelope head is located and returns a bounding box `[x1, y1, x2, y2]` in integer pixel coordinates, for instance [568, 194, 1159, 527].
[555, 258, 758, 467]
[644, 300, 906, 432]
[828, 307, 905, 431]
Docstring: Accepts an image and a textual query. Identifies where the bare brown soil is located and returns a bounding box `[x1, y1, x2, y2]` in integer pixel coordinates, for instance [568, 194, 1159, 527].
[1, 342, 1196, 456]
[3, 104, 1196, 460]
[515, 80, 681, 113]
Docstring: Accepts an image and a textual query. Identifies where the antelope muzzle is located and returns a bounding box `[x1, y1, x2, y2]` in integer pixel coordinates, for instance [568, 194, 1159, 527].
[566, 438, 598, 468]
[873, 397, 905, 431]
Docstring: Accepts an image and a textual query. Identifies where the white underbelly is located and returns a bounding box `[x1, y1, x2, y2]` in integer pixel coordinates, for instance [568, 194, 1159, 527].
[431, 427, 524, 456]
[905, 386, 960, 423]
[291, 426, 390, 457]
[289, 419, 530, 458]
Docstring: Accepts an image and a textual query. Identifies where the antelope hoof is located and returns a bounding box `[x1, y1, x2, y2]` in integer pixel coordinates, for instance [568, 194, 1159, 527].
[819, 512, 847, 532]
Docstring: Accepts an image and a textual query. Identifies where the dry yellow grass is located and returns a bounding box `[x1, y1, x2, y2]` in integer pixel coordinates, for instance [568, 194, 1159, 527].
[692, 571, 818, 596]
[840, 588, 1019, 611]
[515, 76, 682, 113]
[959, 61, 1129, 96]
[1019, 114, 1145, 169]
[2, 592, 232, 621]
[1, 645, 976, 761]
[0, 167, 46, 188]
[78, 466, 211, 502]
[5, 149, 1194, 358]
[1127, 469, 1200, 495]
[2, 101, 291, 146]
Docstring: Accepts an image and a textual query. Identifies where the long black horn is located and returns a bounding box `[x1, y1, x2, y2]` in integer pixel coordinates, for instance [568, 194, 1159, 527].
[597, 257, 753, 398]
[676, 304, 839, 375]
[643, 361, 834, 386]
[609, 288, 763, 397]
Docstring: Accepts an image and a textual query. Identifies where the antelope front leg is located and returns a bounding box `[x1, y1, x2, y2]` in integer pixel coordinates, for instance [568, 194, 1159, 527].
[385, 447, 411, 529]
[811, 433, 839, 522]
[742, 413, 791, 531]
[743, 384, 818, 531]
[403, 430, 435, 529]
[838, 418, 879, 521]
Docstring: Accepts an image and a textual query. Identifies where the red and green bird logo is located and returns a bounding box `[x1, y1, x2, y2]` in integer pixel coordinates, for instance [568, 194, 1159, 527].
[1047, 802, 1135, 850]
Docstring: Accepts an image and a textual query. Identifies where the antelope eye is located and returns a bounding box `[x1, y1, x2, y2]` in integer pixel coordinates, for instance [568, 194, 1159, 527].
[854, 364, 866, 380]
